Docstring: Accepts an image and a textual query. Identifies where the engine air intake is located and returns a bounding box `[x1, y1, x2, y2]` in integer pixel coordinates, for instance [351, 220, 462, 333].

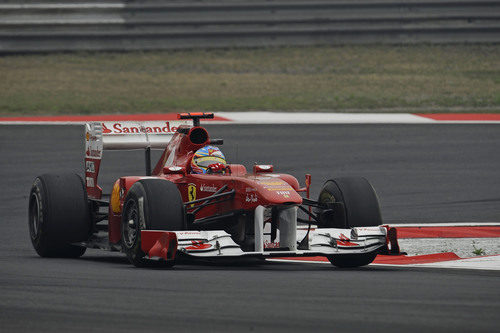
[189, 127, 209, 145]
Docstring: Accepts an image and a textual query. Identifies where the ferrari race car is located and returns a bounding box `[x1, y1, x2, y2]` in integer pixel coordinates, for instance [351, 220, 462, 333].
[28, 113, 387, 268]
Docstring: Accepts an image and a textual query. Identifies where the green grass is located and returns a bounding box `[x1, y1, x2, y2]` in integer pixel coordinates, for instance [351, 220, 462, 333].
[0, 45, 499, 116]
[472, 246, 486, 256]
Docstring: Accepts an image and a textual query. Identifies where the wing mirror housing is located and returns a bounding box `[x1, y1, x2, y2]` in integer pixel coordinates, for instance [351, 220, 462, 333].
[253, 165, 273, 173]
[163, 166, 186, 175]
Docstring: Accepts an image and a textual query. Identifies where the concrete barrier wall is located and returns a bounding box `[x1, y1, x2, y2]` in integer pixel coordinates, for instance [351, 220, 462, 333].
[1, 0, 499, 53]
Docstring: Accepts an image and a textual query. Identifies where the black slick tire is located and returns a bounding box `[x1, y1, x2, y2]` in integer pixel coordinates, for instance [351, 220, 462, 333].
[328, 252, 379, 268]
[317, 177, 382, 268]
[318, 177, 382, 228]
[28, 173, 91, 258]
[121, 179, 185, 267]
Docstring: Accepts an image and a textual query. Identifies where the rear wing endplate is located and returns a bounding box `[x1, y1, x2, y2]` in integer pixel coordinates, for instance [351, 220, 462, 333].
[84, 120, 188, 198]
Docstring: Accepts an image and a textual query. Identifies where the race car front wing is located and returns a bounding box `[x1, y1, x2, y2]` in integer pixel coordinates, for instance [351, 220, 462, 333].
[141, 205, 387, 261]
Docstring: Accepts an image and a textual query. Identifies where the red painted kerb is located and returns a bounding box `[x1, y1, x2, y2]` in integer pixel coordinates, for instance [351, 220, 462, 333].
[395, 226, 500, 239]
[274, 252, 462, 265]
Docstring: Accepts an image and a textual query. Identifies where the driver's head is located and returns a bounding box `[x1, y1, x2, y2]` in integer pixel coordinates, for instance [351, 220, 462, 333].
[191, 145, 227, 174]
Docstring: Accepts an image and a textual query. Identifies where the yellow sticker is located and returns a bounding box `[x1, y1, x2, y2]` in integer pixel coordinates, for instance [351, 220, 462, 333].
[188, 183, 196, 207]
[110, 181, 121, 214]
[258, 180, 283, 186]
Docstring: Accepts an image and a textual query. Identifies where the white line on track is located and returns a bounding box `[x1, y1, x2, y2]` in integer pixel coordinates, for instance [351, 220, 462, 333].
[216, 112, 432, 124]
[0, 4, 125, 9]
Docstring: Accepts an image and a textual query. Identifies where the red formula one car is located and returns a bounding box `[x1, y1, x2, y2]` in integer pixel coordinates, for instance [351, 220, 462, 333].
[29, 113, 387, 268]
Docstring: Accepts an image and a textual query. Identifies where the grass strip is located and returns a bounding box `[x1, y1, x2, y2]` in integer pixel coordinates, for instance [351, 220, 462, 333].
[0, 45, 499, 116]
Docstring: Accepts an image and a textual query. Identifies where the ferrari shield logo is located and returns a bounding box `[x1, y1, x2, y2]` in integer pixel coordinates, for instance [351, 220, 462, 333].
[188, 183, 196, 206]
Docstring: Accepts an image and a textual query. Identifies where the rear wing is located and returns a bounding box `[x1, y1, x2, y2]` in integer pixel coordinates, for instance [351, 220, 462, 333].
[84, 120, 188, 198]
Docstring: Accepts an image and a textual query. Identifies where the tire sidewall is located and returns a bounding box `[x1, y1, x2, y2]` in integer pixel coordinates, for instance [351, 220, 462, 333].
[318, 179, 347, 228]
[28, 174, 89, 258]
[29, 178, 48, 256]
[120, 179, 185, 267]
[318, 177, 382, 228]
[121, 182, 147, 265]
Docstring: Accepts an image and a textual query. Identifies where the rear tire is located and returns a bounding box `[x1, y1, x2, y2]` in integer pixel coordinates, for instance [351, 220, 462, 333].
[317, 177, 382, 268]
[28, 173, 91, 258]
[121, 179, 185, 267]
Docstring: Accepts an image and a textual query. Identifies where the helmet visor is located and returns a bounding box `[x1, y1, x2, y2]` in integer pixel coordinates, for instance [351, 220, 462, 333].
[194, 156, 226, 168]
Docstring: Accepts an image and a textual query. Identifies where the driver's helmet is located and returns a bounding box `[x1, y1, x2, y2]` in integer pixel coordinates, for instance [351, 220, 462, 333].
[191, 145, 227, 174]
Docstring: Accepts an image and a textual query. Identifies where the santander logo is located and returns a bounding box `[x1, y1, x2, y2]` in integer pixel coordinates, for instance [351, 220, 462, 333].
[101, 121, 179, 135]
[102, 123, 112, 134]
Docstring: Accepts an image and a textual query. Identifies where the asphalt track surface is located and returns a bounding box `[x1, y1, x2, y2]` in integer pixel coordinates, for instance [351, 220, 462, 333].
[1, 124, 499, 332]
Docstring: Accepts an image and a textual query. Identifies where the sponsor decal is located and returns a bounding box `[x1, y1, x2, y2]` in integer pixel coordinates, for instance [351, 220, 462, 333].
[245, 187, 257, 192]
[355, 227, 382, 233]
[86, 177, 94, 187]
[336, 234, 359, 247]
[258, 180, 284, 186]
[101, 121, 178, 135]
[276, 190, 290, 198]
[188, 183, 196, 206]
[86, 134, 98, 142]
[102, 123, 112, 134]
[245, 193, 258, 202]
[85, 124, 103, 159]
[85, 161, 95, 173]
[176, 231, 203, 236]
[257, 179, 293, 193]
[185, 240, 212, 250]
[200, 184, 218, 193]
[85, 148, 101, 158]
[111, 182, 121, 214]
[265, 186, 292, 191]
[264, 240, 280, 249]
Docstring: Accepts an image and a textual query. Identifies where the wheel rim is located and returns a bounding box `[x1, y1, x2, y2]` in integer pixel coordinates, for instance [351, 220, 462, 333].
[319, 190, 336, 204]
[29, 193, 41, 240]
[123, 200, 139, 248]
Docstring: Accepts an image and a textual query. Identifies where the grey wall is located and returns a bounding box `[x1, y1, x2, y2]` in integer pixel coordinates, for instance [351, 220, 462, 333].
[1, 0, 499, 53]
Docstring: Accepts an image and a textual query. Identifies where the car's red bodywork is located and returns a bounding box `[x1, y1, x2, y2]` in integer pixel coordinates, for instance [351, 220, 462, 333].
[29, 113, 387, 267]
[97, 123, 308, 245]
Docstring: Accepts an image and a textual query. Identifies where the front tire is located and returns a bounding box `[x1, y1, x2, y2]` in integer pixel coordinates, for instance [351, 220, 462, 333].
[28, 173, 91, 258]
[328, 252, 379, 268]
[318, 177, 382, 228]
[121, 179, 185, 267]
[317, 177, 382, 268]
